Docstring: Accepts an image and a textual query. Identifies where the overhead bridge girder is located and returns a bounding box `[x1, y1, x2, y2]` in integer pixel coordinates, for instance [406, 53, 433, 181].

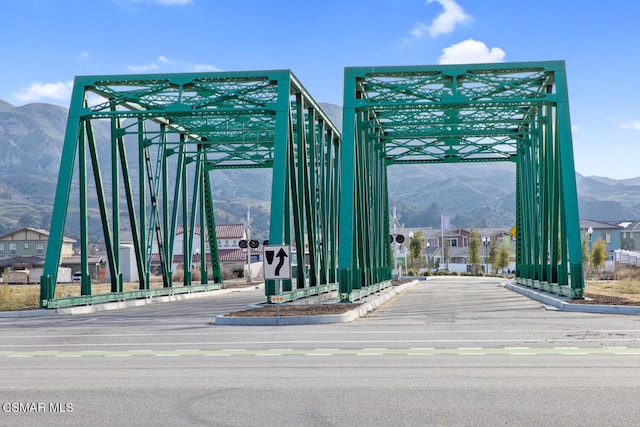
[40, 61, 583, 308]
[39, 70, 341, 307]
[339, 61, 583, 300]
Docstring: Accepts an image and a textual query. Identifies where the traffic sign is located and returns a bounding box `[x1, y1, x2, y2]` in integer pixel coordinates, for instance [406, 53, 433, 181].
[263, 245, 291, 280]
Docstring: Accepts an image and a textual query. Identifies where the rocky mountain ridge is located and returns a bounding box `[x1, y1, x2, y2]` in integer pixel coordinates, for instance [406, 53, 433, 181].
[0, 100, 637, 239]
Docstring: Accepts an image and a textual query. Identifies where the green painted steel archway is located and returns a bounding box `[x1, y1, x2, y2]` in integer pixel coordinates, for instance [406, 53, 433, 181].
[40, 61, 583, 308]
[338, 61, 583, 300]
[39, 70, 341, 308]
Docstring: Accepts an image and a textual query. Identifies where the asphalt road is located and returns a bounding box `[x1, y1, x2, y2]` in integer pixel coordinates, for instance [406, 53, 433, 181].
[2, 278, 640, 426]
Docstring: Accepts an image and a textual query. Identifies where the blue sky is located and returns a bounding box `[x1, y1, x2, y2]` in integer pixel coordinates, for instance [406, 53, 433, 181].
[2, 0, 640, 179]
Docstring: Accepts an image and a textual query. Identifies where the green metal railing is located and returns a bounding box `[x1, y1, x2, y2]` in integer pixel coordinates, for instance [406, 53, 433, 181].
[44, 284, 222, 309]
[40, 61, 584, 309]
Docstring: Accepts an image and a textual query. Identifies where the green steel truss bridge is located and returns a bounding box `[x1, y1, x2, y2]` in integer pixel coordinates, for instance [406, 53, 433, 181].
[39, 60, 584, 308]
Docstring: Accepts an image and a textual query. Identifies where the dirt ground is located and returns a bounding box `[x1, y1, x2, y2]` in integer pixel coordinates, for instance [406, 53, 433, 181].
[582, 280, 640, 305]
[222, 280, 640, 317]
[3, 278, 640, 313]
[225, 303, 362, 317]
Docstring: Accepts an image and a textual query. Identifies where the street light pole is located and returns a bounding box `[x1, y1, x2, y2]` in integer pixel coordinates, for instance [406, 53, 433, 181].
[481, 236, 491, 274]
[587, 226, 593, 275]
[242, 207, 254, 283]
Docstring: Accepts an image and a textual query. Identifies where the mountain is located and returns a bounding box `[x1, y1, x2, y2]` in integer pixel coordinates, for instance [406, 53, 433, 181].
[0, 100, 638, 240]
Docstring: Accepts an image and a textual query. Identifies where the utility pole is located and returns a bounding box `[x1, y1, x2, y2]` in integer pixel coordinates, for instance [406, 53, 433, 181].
[390, 206, 401, 277]
[242, 207, 254, 283]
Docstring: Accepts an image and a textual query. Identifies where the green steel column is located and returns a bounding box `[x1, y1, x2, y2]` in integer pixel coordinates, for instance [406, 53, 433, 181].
[187, 153, 202, 284]
[40, 80, 85, 306]
[138, 120, 149, 290]
[266, 72, 292, 297]
[330, 135, 340, 284]
[181, 145, 191, 286]
[110, 116, 122, 293]
[118, 133, 145, 289]
[290, 97, 306, 289]
[555, 68, 583, 296]
[305, 107, 319, 288]
[162, 130, 172, 287]
[197, 151, 208, 284]
[203, 168, 222, 283]
[79, 122, 91, 296]
[86, 121, 118, 291]
[514, 156, 523, 279]
[338, 71, 357, 300]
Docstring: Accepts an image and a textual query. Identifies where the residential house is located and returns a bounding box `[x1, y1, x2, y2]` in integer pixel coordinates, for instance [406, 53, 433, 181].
[155, 224, 260, 273]
[0, 228, 76, 283]
[616, 220, 640, 252]
[403, 227, 515, 273]
[580, 219, 622, 261]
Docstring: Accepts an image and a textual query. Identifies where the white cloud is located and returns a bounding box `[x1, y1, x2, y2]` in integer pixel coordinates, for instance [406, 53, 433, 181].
[193, 64, 222, 72]
[439, 39, 505, 64]
[128, 63, 159, 72]
[621, 121, 640, 131]
[79, 51, 90, 59]
[13, 81, 74, 103]
[127, 56, 221, 73]
[411, 0, 471, 39]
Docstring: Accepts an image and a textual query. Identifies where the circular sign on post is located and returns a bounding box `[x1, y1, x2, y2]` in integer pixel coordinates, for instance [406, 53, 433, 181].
[238, 240, 247, 248]
[395, 234, 405, 244]
[249, 240, 259, 248]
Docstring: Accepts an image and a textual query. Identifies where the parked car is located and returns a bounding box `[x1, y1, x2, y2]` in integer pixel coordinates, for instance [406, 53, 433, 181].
[72, 271, 82, 282]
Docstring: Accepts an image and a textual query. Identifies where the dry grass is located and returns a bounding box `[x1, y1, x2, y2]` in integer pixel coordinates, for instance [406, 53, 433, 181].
[585, 280, 640, 303]
[0, 279, 168, 311]
[4, 276, 640, 311]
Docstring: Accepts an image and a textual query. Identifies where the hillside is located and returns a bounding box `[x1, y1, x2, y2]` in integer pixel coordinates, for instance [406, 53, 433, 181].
[0, 100, 637, 240]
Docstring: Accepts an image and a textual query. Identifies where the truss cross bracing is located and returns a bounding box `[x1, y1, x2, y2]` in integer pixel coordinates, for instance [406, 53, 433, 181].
[39, 70, 341, 307]
[40, 61, 584, 308]
[339, 61, 583, 300]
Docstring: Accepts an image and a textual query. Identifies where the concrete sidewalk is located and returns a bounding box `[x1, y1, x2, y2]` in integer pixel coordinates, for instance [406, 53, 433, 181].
[504, 281, 640, 315]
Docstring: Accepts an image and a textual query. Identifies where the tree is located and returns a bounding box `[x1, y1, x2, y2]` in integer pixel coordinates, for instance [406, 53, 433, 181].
[468, 228, 482, 275]
[443, 240, 450, 270]
[488, 238, 500, 273]
[495, 245, 511, 274]
[591, 238, 607, 273]
[581, 236, 590, 272]
[409, 231, 425, 268]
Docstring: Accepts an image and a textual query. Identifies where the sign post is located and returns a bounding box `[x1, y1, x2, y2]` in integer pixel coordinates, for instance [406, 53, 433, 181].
[263, 245, 291, 310]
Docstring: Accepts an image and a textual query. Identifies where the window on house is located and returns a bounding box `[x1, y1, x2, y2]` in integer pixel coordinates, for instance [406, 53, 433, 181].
[0, 243, 4, 257]
[9, 243, 17, 256]
[605, 232, 611, 244]
[36, 243, 44, 255]
[24, 242, 29, 249]
[449, 239, 458, 247]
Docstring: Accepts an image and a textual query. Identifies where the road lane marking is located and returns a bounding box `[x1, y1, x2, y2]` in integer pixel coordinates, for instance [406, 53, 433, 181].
[0, 347, 639, 358]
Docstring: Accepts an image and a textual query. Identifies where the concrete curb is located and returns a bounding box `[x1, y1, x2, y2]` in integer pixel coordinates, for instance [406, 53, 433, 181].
[0, 283, 264, 318]
[504, 281, 640, 315]
[213, 280, 421, 326]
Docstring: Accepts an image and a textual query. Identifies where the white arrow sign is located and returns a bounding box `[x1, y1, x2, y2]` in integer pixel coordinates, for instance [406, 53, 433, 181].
[263, 245, 291, 280]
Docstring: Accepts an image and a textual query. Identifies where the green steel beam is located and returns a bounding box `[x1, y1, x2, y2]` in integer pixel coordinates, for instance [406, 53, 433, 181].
[40, 70, 341, 308]
[340, 61, 583, 301]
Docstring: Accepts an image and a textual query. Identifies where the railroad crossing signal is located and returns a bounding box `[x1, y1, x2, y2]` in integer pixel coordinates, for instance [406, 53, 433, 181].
[263, 245, 291, 280]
